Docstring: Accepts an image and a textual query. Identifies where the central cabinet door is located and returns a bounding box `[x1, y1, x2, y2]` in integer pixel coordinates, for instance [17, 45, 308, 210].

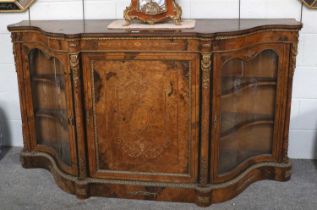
[82, 53, 200, 183]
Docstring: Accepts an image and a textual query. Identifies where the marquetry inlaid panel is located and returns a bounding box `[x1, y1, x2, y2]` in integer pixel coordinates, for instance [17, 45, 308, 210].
[83, 53, 199, 183]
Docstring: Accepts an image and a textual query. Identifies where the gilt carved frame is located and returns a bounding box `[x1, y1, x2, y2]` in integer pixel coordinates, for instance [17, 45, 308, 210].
[300, 0, 317, 9]
[124, 0, 182, 25]
[0, 0, 36, 12]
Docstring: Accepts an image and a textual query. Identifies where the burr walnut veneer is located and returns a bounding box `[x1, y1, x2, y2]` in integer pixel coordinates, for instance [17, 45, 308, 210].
[8, 19, 301, 206]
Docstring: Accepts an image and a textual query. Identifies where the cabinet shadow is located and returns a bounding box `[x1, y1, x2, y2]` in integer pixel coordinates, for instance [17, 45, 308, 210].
[0, 107, 11, 160]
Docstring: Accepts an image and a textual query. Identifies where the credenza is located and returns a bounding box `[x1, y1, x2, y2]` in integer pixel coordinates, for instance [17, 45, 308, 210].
[8, 19, 302, 206]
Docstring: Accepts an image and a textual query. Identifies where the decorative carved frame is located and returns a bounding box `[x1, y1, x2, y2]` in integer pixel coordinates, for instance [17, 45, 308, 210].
[0, 0, 36, 12]
[124, 0, 182, 25]
[300, 0, 317, 9]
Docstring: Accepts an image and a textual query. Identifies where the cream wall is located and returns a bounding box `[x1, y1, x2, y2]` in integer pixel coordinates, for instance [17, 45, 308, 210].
[0, 0, 316, 159]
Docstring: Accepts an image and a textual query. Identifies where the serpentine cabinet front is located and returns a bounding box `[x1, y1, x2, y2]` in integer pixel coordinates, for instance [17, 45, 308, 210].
[9, 19, 301, 207]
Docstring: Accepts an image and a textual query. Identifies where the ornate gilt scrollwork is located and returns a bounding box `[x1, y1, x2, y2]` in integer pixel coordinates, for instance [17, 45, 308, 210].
[70, 54, 79, 68]
[70, 54, 80, 88]
[70, 54, 81, 97]
[200, 52, 212, 186]
[12, 44, 18, 70]
[201, 54, 212, 89]
[283, 40, 299, 163]
[69, 53, 87, 178]
[290, 42, 299, 78]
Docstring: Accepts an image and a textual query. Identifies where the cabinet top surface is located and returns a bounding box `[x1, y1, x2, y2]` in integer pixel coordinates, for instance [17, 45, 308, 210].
[8, 19, 301, 38]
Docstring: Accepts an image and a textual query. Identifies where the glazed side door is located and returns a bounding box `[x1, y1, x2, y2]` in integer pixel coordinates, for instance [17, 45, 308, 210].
[21, 45, 78, 175]
[211, 43, 290, 183]
[82, 52, 200, 183]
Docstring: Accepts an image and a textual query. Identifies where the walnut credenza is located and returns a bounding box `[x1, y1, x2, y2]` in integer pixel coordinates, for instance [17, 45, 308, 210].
[8, 19, 302, 206]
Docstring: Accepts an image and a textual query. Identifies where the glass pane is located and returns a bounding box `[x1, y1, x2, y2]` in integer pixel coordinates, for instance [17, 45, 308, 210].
[29, 49, 71, 165]
[219, 50, 278, 174]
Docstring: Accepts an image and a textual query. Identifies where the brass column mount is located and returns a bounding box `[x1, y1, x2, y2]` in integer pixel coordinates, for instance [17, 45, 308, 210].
[201, 53, 212, 89]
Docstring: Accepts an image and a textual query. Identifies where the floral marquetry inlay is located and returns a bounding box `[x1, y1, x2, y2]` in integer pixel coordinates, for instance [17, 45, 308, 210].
[90, 57, 193, 174]
[110, 74, 173, 160]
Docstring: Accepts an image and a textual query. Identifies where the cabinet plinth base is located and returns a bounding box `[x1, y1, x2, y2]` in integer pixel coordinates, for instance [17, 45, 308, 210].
[20, 151, 291, 207]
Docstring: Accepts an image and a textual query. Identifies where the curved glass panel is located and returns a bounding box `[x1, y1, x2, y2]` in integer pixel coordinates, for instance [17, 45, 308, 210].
[219, 50, 278, 174]
[28, 49, 71, 165]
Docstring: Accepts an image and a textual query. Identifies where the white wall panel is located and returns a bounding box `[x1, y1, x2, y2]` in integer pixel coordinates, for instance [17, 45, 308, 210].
[291, 99, 317, 130]
[297, 34, 317, 67]
[293, 68, 317, 99]
[0, 12, 28, 33]
[290, 99, 301, 129]
[240, 0, 302, 19]
[301, 6, 317, 34]
[30, 0, 83, 20]
[0, 91, 21, 121]
[85, 0, 116, 19]
[177, 0, 191, 18]
[116, 0, 129, 18]
[0, 34, 14, 64]
[289, 130, 317, 159]
[0, 65, 18, 93]
[190, 0, 239, 18]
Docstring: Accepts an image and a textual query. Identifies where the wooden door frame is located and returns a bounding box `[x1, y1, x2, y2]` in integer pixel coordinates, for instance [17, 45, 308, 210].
[210, 43, 290, 183]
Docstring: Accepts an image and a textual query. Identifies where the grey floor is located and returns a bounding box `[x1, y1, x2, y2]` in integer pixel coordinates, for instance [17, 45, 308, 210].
[0, 147, 316, 210]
